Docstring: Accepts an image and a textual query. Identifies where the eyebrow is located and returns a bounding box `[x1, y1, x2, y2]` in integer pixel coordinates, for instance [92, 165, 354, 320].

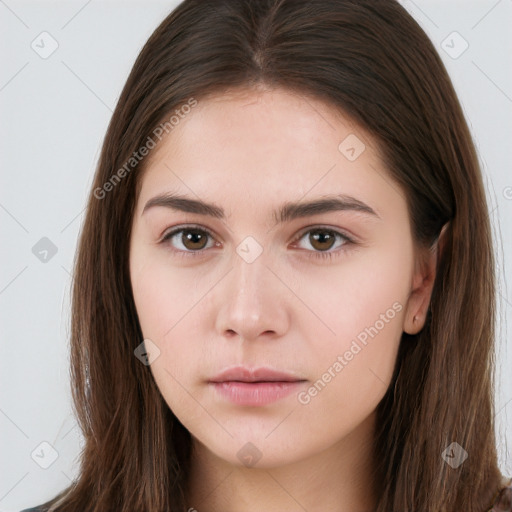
[142, 192, 381, 223]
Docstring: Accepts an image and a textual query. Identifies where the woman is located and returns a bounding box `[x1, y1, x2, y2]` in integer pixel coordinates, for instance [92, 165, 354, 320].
[22, 0, 511, 510]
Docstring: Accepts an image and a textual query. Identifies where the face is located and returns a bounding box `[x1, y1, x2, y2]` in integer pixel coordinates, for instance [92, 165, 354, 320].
[129, 87, 430, 469]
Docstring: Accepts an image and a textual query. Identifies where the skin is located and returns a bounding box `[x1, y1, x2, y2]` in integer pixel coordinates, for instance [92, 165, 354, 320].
[129, 87, 440, 511]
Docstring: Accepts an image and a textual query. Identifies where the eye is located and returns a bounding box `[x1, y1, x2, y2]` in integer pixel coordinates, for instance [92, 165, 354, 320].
[160, 225, 218, 255]
[292, 226, 354, 260]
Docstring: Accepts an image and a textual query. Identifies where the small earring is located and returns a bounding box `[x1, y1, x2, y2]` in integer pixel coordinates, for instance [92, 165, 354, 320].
[413, 315, 418, 323]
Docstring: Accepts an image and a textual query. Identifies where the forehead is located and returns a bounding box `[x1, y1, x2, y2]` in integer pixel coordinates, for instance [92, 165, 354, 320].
[135, 87, 402, 221]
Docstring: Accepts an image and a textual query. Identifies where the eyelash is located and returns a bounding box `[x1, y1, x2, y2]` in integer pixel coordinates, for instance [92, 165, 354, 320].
[160, 224, 355, 261]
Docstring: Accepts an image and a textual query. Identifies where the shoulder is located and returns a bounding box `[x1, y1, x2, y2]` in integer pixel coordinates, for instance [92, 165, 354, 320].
[19, 507, 47, 512]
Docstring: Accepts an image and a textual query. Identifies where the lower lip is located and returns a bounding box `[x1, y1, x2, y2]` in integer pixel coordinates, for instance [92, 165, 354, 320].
[210, 381, 305, 406]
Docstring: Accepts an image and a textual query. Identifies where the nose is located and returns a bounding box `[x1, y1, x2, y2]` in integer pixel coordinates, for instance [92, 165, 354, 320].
[214, 248, 290, 342]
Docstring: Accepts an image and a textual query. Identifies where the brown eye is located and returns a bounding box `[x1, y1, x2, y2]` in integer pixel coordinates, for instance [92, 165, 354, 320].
[293, 227, 353, 259]
[162, 227, 215, 252]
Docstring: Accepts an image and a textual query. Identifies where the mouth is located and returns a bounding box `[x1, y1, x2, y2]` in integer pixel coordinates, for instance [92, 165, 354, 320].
[208, 366, 307, 406]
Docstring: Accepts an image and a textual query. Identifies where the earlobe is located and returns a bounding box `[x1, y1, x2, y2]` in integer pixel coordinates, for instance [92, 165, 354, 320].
[404, 311, 426, 335]
[404, 313, 426, 335]
[403, 222, 449, 335]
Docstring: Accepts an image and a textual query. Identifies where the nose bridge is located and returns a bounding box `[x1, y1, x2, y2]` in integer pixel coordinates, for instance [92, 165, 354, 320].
[230, 249, 270, 320]
[231, 233, 271, 300]
[215, 242, 288, 340]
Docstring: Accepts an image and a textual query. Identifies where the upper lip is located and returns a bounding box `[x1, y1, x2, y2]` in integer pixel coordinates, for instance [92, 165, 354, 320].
[209, 366, 305, 383]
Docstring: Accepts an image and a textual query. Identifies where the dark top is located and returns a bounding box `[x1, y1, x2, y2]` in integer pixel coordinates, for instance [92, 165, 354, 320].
[19, 478, 512, 512]
[488, 478, 512, 511]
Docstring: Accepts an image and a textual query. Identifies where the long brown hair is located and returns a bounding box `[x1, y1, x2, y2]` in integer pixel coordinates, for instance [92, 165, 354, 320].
[40, 0, 506, 510]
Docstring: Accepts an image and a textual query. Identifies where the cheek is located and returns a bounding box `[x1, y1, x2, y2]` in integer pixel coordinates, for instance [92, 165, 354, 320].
[304, 242, 409, 330]
[131, 263, 205, 417]
[130, 248, 202, 341]
[301, 243, 411, 400]
[130, 251, 216, 401]
[293, 281, 406, 444]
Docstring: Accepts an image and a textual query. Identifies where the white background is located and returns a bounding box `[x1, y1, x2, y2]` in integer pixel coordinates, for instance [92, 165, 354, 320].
[0, 0, 511, 510]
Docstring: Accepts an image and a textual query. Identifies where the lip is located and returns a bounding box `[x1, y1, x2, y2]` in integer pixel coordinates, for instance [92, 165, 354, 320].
[209, 365, 304, 383]
[208, 366, 307, 406]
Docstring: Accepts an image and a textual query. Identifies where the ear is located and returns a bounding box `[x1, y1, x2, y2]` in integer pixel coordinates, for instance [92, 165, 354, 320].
[403, 223, 449, 335]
